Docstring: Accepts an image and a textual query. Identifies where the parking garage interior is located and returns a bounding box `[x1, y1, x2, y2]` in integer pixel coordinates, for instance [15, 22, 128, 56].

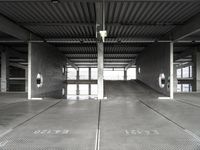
[0, 0, 200, 149]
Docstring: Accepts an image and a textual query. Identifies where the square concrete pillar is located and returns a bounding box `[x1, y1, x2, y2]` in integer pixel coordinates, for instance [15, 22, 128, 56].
[170, 42, 174, 99]
[124, 69, 127, 80]
[25, 68, 28, 92]
[173, 64, 178, 92]
[89, 67, 91, 95]
[97, 42, 104, 99]
[76, 68, 79, 95]
[192, 50, 200, 92]
[1, 50, 9, 92]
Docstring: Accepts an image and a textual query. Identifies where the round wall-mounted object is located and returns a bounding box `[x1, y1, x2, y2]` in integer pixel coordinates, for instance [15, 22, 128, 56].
[138, 67, 141, 74]
[62, 66, 66, 75]
[159, 73, 165, 88]
[62, 88, 65, 96]
[36, 73, 43, 88]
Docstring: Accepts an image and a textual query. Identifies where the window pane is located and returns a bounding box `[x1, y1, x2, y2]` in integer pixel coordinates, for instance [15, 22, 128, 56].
[91, 84, 97, 95]
[79, 84, 89, 95]
[189, 84, 192, 92]
[114, 68, 124, 71]
[104, 70, 124, 80]
[127, 68, 136, 80]
[189, 66, 192, 78]
[182, 84, 189, 92]
[91, 68, 97, 80]
[67, 68, 77, 80]
[177, 84, 181, 92]
[182, 67, 189, 78]
[79, 68, 89, 80]
[67, 84, 77, 95]
[177, 69, 181, 78]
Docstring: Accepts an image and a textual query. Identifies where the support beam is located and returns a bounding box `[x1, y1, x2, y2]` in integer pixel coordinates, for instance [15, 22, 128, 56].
[9, 63, 27, 70]
[0, 46, 27, 60]
[66, 58, 78, 71]
[192, 49, 200, 92]
[96, 2, 105, 99]
[25, 68, 28, 92]
[174, 50, 194, 61]
[125, 60, 136, 71]
[97, 42, 104, 99]
[21, 22, 180, 27]
[28, 42, 32, 99]
[96, 2, 105, 40]
[173, 64, 178, 92]
[163, 13, 200, 41]
[124, 68, 127, 80]
[89, 67, 91, 95]
[76, 68, 79, 95]
[1, 50, 9, 92]
[0, 0, 198, 2]
[170, 42, 174, 99]
[0, 15, 41, 41]
[176, 62, 193, 69]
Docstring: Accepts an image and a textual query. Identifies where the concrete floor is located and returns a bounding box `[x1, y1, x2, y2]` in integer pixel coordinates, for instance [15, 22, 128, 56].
[0, 81, 200, 149]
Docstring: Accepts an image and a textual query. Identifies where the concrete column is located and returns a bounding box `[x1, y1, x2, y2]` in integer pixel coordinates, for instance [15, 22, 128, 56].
[28, 42, 32, 99]
[1, 50, 9, 92]
[170, 42, 174, 99]
[25, 68, 28, 92]
[89, 67, 91, 95]
[97, 42, 104, 99]
[124, 68, 127, 80]
[76, 68, 79, 95]
[65, 67, 68, 98]
[192, 50, 200, 92]
[173, 64, 178, 92]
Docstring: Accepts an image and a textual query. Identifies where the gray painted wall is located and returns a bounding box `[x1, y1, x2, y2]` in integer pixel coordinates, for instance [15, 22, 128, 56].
[136, 43, 170, 96]
[28, 43, 66, 99]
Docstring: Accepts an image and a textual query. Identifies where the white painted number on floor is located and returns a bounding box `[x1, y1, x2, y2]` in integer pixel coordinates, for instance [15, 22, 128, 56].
[33, 129, 69, 135]
[125, 129, 159, 136]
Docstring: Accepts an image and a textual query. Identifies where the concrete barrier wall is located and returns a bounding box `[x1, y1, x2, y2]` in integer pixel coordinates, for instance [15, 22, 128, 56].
[136, 43, 170, 96]
[28, 43, 66, 99]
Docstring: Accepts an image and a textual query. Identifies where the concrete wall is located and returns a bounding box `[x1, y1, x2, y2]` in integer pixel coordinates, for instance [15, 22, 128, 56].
[136, 43, 170, 96]
[28, 43, 66, 99]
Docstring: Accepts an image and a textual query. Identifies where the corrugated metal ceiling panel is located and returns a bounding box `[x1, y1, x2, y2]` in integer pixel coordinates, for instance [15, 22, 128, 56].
[105, 1, 200, 24]
[0, 2, 95, 23]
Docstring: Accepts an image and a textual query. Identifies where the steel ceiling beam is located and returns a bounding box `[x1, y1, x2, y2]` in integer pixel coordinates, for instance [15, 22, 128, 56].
[10, 63, 27, 69]
[125, 59, 136, 70]
[0, 46, 27, 60]
[1, 39, 200, 43]
[174, 49, 195, 61]
[163, 13, 200, 41]
[21, 23, 181, 27]
[66, 58, 78, 70]
[0, 15, 41, 41]
[0, 0, 198, 2]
